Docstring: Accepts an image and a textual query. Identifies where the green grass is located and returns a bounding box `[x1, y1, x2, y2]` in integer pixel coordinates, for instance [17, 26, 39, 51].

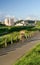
[14, 44, 40, 65]
[0, 30, 35, 47]
[0, 32, 19, 46]
[0, 25, 36, 35]
[0, 24, 40, 47]
[0, 24, 36, 47]
[0, 24, 40, 36]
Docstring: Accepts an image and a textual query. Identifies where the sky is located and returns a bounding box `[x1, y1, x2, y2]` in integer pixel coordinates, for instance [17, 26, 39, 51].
[0, 0, 40, 19]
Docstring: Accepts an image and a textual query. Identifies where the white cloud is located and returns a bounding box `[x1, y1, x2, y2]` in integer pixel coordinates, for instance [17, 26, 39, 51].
[26, 16, 40, 20]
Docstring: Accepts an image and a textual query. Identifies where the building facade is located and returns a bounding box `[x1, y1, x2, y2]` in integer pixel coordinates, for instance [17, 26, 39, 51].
[4, 17, 14, 26]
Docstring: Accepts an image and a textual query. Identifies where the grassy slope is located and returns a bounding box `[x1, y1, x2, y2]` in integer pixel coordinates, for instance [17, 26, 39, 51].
[0, 30, 34, 46]
[14, 44, 40, 65]
[0, 25, 35, 47]
[0, 23, 40, 47]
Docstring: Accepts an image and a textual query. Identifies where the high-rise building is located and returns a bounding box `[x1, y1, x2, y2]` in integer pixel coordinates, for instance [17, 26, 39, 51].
[4, 17, 14, 26]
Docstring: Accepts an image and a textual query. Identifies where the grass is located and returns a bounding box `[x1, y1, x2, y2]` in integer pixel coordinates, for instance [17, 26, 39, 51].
[14, 44, 40, 65]
[0, 30, 34, 47]
[0, 24, 40, 36]
[0, 32, 19, 47]
[0, 25, 37, 35]
[0, 24, 36, 47]
[0, 23, 40, 47]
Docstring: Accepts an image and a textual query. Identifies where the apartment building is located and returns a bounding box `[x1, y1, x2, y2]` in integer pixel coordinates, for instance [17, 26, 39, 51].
[4, 17, 14, 26]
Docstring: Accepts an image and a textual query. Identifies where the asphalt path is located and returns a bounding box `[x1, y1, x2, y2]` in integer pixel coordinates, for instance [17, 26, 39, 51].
[0, 32, 40, 65]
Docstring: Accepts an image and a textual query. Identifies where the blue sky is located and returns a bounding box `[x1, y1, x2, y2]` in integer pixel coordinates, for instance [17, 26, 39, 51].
[0, 0, 40, 19]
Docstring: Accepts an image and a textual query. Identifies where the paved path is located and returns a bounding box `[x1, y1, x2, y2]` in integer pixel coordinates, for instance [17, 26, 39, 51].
[0, 32, 40, 65]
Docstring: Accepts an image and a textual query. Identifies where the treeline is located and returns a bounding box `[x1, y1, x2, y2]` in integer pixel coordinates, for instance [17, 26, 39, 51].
[0, 25, 38, 36]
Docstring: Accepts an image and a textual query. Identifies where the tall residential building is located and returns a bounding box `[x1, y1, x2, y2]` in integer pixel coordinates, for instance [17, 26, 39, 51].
[4, 17, 14, 26]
